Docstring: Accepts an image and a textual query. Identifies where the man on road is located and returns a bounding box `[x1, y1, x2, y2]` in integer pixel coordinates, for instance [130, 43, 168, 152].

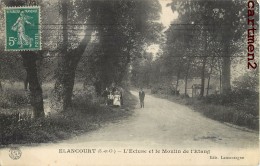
[139, 88, 145, 108]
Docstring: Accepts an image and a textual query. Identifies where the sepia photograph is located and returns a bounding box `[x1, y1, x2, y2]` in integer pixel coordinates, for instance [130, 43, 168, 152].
[0, 0, 259, 165]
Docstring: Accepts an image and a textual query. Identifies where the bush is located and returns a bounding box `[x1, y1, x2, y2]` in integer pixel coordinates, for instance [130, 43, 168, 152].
[180, 94, 190, 99]
[192, 89, 259, 130]
[151, 84, 174, 95]
[198, 104, 259, 130]
[0, 114, 77, 145]
[0, 89, 136, 146]
[0, 89, 29, 109]
[151, 87, 158, 94]
[203, 89, 258, 106]
[202, 89, 259, 117]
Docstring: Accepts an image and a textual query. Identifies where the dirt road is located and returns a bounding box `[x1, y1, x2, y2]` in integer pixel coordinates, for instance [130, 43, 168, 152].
[0, 91, 259, 165]
[64, 90, 258, 148]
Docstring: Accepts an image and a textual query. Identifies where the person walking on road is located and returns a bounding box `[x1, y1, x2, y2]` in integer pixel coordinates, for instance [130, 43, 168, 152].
[139, 88, 145, 108]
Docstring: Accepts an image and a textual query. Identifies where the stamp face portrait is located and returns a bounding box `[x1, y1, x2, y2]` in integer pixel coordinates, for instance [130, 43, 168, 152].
[4, 6, 41, 51]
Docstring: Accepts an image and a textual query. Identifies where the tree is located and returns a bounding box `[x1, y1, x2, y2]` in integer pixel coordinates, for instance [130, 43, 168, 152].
[0, 3, 3, 91]
[131, 53, 153, 88]
[52, 0, 97, 111]
[2, 0, 45, 118]
[82, 0, 162, 94]
[162, 20, 202, 96]
[170, 0, 253, 93]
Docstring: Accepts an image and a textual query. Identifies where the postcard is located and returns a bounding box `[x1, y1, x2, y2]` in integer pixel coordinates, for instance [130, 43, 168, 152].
[0, 0, 259, 165]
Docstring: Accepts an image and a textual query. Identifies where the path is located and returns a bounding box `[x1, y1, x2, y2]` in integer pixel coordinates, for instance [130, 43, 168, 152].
[0, 91, 259, 165]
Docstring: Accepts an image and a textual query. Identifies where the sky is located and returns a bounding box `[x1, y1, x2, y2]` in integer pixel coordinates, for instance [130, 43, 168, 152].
[146, 0, 178, 58]
[159, 0, 178, 31]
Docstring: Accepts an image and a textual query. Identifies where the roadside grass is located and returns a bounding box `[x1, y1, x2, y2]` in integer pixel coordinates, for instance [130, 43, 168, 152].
[0, 83, 137, 147]
[152, 89, 259, 131]
[0, 89, 29, 109]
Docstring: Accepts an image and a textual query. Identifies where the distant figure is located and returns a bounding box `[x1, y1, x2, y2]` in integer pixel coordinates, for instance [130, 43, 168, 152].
[139, 88, 145, 108]
[102, 87, 109, 105]
[113, 89, 121, 107]
[112, 86, 117, 95]
[120, 88, 123, 106]
[108, 91, 114, 105]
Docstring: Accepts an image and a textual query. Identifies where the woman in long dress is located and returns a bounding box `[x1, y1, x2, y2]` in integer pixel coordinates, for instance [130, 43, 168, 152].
[12, 11, 33, 48]
[113, 90, 121, 107]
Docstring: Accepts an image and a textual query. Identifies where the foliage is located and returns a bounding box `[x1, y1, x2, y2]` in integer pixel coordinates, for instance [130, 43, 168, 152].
[81, 0, 163, 95]
[233, 70, 259, 92]
[0, 89, 136, 146]
[198, 104, 258, 130]
[203, 89, 259, 115]
[130, 53, 154, 88]
[0, 89, 29, 109]
[0, 4, 26, 86]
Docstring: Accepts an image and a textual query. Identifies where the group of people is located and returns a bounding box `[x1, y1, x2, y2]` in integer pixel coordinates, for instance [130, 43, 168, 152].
[102, 87, 146, 109]
[102, 87, 123, 107]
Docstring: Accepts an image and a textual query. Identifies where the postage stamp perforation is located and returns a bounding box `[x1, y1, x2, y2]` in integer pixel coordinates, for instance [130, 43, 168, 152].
[4, 6, 40, 9]
[39, 5, 42, 51]
[4, 5, 7, 52]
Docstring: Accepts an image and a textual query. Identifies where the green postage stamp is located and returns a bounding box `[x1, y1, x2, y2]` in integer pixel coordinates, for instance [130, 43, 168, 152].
[4, 6, 41, 51]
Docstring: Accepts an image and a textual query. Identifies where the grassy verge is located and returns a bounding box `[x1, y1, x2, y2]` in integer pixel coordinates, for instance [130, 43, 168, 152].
[0, 89, 137, 147]
[0, 89, 29, 109]
[152, 89, 259, 131]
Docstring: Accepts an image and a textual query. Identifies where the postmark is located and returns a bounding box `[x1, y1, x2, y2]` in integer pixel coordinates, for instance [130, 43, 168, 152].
[4, 6, 41, 51]
[9, 147, 22, 160]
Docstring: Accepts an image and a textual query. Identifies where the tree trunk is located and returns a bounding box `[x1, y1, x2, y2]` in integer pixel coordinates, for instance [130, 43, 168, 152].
[206, 75, 211, 96]
[0, 62, 2, 91]
[200, 32, 208, 97]
[52, 0, 93, 111]
[0, 80, 2, 91]
[53, 65, 74, 111]
[21, 52, 45, 118]
[219, 70, 222, 94]
[184, 64, 190, 96]
[222, 53, 231, 92]
[175, 68, 180, 95]
[52, 0, 70, 111]
[217, 58, 222, 94]
[184, 75, 188, 96]
[36, 55, 44, 86]
[94, 81, 102, 96]
[200, 56, 207, 97]
[53, 46, 91, 111]
[206, 57, 214, 96]
[53, 42, 93, 111]
[4, 0, 45, 119]
[221, 37, 231, 92]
